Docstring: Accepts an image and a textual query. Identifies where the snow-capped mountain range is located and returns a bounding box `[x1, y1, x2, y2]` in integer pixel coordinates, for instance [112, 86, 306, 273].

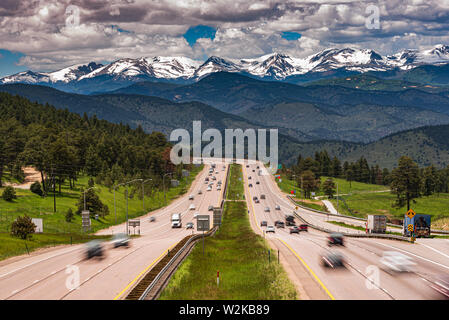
[2, 45, 449, 89]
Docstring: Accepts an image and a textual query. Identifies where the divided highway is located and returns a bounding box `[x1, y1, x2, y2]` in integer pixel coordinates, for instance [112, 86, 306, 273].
[243, 162, 449, 300]
[0, 164, 228, 300]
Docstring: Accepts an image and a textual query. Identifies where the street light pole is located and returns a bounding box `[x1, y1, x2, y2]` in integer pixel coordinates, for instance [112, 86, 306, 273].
[142, 179, 153, 212]
[336, 182, 339, 215]
[163, 173, 173, 205]
[113, 182, 126, 224]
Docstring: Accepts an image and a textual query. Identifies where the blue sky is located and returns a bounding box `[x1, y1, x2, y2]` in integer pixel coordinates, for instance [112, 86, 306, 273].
[0, 50, 26, 78]
[183, 25, 217, 47]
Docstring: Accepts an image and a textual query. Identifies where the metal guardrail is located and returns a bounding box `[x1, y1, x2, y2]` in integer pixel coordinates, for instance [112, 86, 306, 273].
[131, 163, 232, 300]
[138, 227, 218, 300]
[288, 196, 449, 235]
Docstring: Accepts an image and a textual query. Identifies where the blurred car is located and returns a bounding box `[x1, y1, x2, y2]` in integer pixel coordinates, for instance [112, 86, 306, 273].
[290, 226, 300, 234]
[264, 207, 270, 212]
[256, 166, 260, 169]
[266, 226, 275, 233]
[189, 194, 194, 200]
[207, 186, 212, 191]
[212, 176, 216, 180]
[275, 221, 285, 228]
[111, 233, 129, 248]
[252, 169, 255, 172]
[429, 275, 449, 299]
[253, 196, 258, 201]
[254, 199, 259, 203]
[217, 186, 221, 191]
[198, 190, 202, 195]
[248, 176, 252, 180]
[246, 165, 249, 168]
[204, 180, 209, 184]
[260, 194, 265, 199]
[321, 252, 345, 268]
[260, 220, 267, 227]
[149, 216, 156, 222]
[379, 251, 416, 273]
[256, 181, 260, 185]
[249, 184, 253, 188]
[328, 233, 344, 246]
[299, 224, 308, 232]
[275, 204, 280, 210]
[189, 204, 196, 210]
[194, 212, 199, 219]
[208, 205, 214, 211]
[186, 222, 194, 229]
[85, 240, 104, 259]
[217, 181, 222, 185]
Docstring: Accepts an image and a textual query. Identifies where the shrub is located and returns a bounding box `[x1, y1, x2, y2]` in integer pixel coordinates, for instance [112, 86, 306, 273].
[2, 186, 17, 201]
[11, 215, 36, 240]
[30, 181, 43, 196]
[65, 208, 74, 222]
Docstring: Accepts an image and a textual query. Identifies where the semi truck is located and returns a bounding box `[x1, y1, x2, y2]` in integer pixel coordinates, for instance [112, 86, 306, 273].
[367, 215, 387, 234]
[403, 214, 431, 237]
[171, 213, 182, 228]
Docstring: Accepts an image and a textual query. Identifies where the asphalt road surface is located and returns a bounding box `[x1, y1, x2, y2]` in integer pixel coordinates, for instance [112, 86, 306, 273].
[0, 164, 227, 300]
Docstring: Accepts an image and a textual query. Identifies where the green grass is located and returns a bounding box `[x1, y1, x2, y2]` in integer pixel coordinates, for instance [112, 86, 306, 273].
[159, 164, 297, 300]
[0, 232, 109, 261]
[226, 164, 244, 200]
[329, 192, 449, 225]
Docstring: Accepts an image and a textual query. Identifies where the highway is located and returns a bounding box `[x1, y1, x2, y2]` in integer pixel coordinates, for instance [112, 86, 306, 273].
[0, 164, 227, 300]
[242, 162, 449, 300]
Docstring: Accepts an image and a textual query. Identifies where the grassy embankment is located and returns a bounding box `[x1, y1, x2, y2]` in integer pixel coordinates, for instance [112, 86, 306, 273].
[275, 174, 449, 230]
[159, 164, 297, 300]
[0, 165, 203, 260]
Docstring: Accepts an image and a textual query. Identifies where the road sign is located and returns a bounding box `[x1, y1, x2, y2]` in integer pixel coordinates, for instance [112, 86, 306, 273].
[31, 218, 43, 233]
[406, 209, 416, 219]
[197, 215, 210, 231]
[213, 208, 222, 227]
[182, 170, 190, 177]
[171, 179, 179, 187]
[81, 210, 91, 231]
[128, 219, 140, 235]
[407, 224, 414, 232]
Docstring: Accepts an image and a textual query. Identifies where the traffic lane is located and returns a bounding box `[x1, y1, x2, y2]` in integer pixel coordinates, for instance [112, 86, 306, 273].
[271, 230, 390, 300]
[10, 168, 223, 300]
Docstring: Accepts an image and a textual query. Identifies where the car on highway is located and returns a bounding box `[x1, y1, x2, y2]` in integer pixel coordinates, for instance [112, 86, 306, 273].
[289, 226, 300, 234]
[215, 171, 219, 174]
[254, 198, 259, 203]
[186, 222, 194, 229]
[149, 216, 156, 222]
[252, 169, 255, 172]
[275, 204, 280, 210]
[249, 184, 253, 188]
[85, 240, 104, 259]
[246, 165, 249, 168]
[198, 190, 202, 194]
[321, 252, 345, 268]
[264, 207, 270, 212]
[189, 194, 194, 200]
[205, 180, 209, 184]
[212, 176, 216, 180]
[260, 194, 265, 199]
[299, 224, 308, 232]
[256, 166, 260, 169]
[275, 221, 285, 228]
[266, 226, 275, 233]
[256, 181, 260, 185]
[217, 180, 222, 185]
[111, 233, 130, 248]
[248, 176, 251, 180]
[328, 233, 344, 246]
[260, 221, 267, 227]
[379, 251, 416, 273]
[194, 212, 199, 219]
[189, 204, 196, 210]
[207, 186, 212, 191]
[205, 177, 209, 181]
[217, 186, 221, 191]
[208, 205, 214, 211]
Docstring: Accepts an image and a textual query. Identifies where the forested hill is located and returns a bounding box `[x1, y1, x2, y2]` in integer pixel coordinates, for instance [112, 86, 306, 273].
[0, 92, 173, 190]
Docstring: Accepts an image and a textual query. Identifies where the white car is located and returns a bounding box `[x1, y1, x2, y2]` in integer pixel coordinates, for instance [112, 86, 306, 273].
[215, 171, 219, 174]
[198, 190, 202, 194]
[264, 207, 270, 212]
[189, 195, 194, 200]
[217, 186, 221, 191]
[207, 186, 212, 191]
[189, 204, 196, 210]
[266, 226, 275, 233]
[194, 212, 199, 219]
[379, 251, 416, 273]
[275, 204, 280, 210]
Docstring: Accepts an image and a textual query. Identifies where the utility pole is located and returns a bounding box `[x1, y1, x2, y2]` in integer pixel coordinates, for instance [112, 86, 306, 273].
[336, 182, 339, 215]
[142, 179, 153, 212]
[51, 164, 56, 213]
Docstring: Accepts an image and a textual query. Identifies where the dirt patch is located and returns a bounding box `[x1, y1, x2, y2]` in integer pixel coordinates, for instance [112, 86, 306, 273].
[4, 167, 43, 190]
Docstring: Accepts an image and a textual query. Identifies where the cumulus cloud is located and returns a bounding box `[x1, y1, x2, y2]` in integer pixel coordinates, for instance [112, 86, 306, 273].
[0, 0, 448, 71]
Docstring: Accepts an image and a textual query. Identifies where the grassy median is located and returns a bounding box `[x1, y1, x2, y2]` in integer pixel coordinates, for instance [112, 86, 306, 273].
[159, 164, 297, 300]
